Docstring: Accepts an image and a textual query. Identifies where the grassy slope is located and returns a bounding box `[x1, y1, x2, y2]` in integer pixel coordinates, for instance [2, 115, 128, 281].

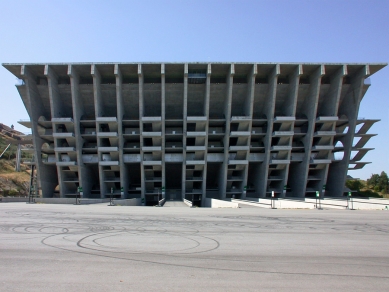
[0, 159, 31, 196]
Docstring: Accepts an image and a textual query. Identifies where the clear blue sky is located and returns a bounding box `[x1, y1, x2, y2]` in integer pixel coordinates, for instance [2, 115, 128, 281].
[0, 0, 388, 179]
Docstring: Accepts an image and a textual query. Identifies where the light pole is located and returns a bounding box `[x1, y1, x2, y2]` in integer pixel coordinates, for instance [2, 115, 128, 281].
[316, 191, 322, 210]
[348, 192, 354, 210]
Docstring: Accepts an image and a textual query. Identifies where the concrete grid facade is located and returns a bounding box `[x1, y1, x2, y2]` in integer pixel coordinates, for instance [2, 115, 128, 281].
[3, 62, 386, 206]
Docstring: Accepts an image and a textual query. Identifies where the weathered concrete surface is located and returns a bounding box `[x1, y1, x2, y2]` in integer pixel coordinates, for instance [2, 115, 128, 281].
[0, 203, 389, 291]
[163, 200, 188, 207]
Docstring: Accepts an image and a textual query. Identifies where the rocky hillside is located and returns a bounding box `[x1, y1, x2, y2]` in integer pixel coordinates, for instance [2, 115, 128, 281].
[0, 159, 31, 197]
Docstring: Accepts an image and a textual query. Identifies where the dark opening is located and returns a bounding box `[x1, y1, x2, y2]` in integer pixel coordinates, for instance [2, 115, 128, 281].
[101, 76, 116, 84]
[166, 163, 182, 192]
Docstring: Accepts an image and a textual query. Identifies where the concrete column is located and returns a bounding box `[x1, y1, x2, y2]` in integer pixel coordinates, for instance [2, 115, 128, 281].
[21, 65, 58, 197]
[320, 65, 347, 116]
[258, 64, 280, 197]
[241, 64, 257, 199]
[182, 64, 188, 198]
[91, 65, 103, 117]
[68, 65, 92, 197]
[220, 64, 234, 200]
[91, 65, 105, 197]
[319, 65, 347, 195]
[326, 65, 370, 196]
[138, 64, 145, 201]
[201, 64, 211, 201]
[115, 64, 127, 198]
[289, 65, 324, 197]
[45, 65, 65, 197]
[283, 65, 302, 197]
[161, 64, 166, 200]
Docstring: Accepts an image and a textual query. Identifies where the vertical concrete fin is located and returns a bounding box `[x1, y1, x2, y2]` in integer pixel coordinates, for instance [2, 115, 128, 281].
[161, 64, 166, 196]
[298, 64, 303, 76]
[182, 64, 188, 197]
[202, 64, 211, 198]
[257, 64, 279, 196]
[68, 65, 89, 196]
[138, 64, 142, 76]
[91, 65, 103, 118]
[316, 65, 345, 194]
[220, 64, 234, 199]
[45, 65, 64, 197]
[241, 64, 257, 199]
[287, 65, 302, 117]
[282, 65, 302, 196]
[319, 65, 346, 116]
[207, 64, 211, 76]
[115, 64, 126, 198]
[326, 65, 369, 196]
[44, 65, 62, 119]
[288, 65, 323, 197]
[184, 63, 188, 76]
[138, 64, 145, 200]
[230, 63, 235, 76]
[365, 65, 370, 77]
[22, 65, 58, 197]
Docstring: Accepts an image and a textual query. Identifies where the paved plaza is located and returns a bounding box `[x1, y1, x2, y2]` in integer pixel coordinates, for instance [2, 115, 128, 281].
[0, 203, 388, 291]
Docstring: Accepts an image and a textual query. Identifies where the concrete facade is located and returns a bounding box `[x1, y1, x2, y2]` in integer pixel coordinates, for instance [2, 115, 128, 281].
[3, 62, 386, 206]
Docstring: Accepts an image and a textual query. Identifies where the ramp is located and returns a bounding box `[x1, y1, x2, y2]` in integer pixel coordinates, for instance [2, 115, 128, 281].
[163, 200, 188, 207]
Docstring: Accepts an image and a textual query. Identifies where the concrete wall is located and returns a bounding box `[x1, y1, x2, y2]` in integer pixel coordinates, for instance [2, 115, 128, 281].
[34, 198, 110, 204]
[0, 197, 29, 203]
[203, 198, 239, 208]
[114, 198, 142, 206]
[234, 197, 389, 210]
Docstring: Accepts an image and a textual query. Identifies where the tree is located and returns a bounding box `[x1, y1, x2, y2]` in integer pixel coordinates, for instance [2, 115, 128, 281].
[346, 179, 364, 191]
[367, 171, 389, 194]
[378, 171, 389, 194]
[367, 174, 380, 187]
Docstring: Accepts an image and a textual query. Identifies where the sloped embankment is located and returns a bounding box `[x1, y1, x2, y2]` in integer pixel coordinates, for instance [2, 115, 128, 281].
[0, 160, 30, 197]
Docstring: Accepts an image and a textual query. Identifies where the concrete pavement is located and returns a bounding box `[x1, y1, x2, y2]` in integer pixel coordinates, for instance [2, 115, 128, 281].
[0, 203, 388, 291]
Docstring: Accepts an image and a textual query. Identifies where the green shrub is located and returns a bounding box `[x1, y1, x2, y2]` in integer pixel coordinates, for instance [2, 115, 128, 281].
[358, 189, 382, 198]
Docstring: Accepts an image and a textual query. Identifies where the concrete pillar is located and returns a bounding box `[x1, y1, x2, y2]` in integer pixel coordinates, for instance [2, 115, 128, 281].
[161, 64, 166, 200]
[115, 64, 127, 198]
[286, 65, 302, 117]
[201, 64, 211, 201]
[326, 65, 370, 196]
[319, 65, 347, 196]
[320, 65, 347, 116]
[288, 65, 324, 197]
[220, 64, 234, 200]
[21, 65, 58, 198]
[241, 64, 257, 199]
[68, 65, 92, 198]
[138, 64, 145, 202]
[45, 65, 65, 197]
[283, 65, 302, 197]
[258, 64, 280, 197]
[182, 64, 188, 199]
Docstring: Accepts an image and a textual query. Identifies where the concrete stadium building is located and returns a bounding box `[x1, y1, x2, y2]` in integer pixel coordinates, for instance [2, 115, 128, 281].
[3, 62, 386, 205]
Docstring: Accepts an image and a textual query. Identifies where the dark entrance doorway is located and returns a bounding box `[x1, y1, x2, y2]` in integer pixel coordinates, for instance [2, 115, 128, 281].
[166, 163, 182, 200]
